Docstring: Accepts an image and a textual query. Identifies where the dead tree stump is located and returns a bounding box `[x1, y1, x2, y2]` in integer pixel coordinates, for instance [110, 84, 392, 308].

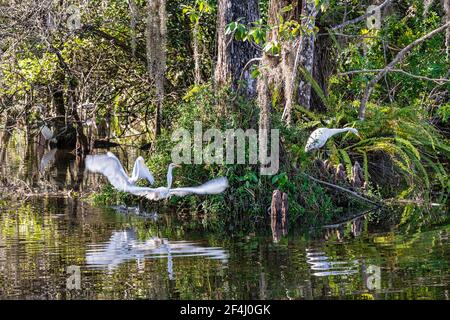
[271, 190, 289, 241]
[323, 159, 332, 174]
[335, 163, 346, 183]
[271, 190, 282, 240]
[351, 161, 364, 188]
[281, 193, 288, 235]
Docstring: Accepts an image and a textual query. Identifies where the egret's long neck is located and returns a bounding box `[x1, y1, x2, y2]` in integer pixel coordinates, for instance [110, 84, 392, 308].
[329, 128, 351, 135]
[167, 166, 174, 189]
[327, 128, 353, 138]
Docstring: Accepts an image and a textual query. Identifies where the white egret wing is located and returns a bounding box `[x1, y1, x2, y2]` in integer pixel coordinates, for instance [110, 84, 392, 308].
[131, 157, 155, 185]
[126, 186, 169, 200]
[169, 177, 229, 197]
[85, 153, 132, 191]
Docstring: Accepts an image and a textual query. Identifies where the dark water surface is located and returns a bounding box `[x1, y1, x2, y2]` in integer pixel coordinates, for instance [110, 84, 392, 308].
[0, 139, 449, 300]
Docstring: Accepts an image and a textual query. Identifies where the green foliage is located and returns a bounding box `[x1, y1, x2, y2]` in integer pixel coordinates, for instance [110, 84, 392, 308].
[1, 0, 449, 234]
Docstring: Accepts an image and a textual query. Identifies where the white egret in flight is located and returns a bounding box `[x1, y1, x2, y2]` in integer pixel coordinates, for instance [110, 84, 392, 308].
[40, 125, 57, 143]
[305, 128, 360, 153]
[85, 152, 229, 201]
[87, 152, 154, 186]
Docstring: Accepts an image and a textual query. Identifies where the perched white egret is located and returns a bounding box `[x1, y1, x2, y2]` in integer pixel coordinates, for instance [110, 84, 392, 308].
[304, 127, 360, 152]
[40, 125, 57, 143]
[85, 152, 229, 201]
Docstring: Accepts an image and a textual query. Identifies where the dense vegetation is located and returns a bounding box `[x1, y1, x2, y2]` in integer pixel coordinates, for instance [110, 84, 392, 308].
[0, 0, 449, 232]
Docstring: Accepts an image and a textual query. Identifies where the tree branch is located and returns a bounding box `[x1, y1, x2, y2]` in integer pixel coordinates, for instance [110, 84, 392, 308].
[338, 68, 450, 84]
[359, 21, 450, 120]
[331, 0, 392, 31]
[296, 171, 382, 207]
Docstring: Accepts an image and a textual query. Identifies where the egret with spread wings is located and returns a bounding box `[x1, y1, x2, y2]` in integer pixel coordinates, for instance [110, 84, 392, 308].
[85, 152, 228, 201]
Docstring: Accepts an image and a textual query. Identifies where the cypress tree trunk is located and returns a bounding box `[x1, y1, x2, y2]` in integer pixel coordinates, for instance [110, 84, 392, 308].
[146, 0, 167, 138]
[258, 0, 299, 171]
[259, 0, 299, 125]
[128, 0, 138, 57]
[297, 0, 317, 110]
[445, 0, 450, 61]
[51, 71, 76, 148]
[215, 0, 260, 98]
[68, 78, 89, 155]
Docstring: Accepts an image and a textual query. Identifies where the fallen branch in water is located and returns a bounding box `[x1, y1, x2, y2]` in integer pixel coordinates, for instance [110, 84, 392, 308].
[322, 208, 376, 229]
[297, 170, 382, 207]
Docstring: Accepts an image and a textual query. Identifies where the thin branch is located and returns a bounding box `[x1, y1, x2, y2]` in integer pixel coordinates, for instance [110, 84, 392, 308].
[331, 0, 392, 31]
[338, 68, 450, 84]
[298, 171, 382, 207]
[359, 21, 450, 120]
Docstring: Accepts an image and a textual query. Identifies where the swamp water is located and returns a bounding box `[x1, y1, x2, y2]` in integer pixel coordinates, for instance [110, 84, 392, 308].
[0, 141, 448, 299]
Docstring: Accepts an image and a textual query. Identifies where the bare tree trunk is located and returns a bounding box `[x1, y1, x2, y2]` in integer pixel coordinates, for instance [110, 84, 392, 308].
[445, 0, 450, 61]
[282, 0, 318, 124]
[258, 0, 298, 163]
[259, 0, 299, 126]
[258, 74, 271, 174]
[52, 48, 89, 152]
[128, 0, 138, 57]
[193, 21, 202, 84]
[297, 0, 317, 110]
[68, 79, 89, 155]
[146, 0, 167, 137]
[215, 0, 260, 98]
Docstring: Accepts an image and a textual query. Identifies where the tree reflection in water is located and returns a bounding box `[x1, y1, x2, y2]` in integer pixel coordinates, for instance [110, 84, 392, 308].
[0, 136, 449, 300]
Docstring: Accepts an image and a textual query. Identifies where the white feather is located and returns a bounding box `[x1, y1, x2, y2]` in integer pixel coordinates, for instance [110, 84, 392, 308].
[129, 156, 155, 185]
[169, 177, 229, 197]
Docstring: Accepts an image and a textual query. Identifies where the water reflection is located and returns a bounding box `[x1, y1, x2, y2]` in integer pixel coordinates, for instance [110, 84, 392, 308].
[111, 205, 159, 220]
[0, 135, 449, 300]
[86, 229, 229, 275]
[306, 248, 359, 277]
[0, 135, 141, 197]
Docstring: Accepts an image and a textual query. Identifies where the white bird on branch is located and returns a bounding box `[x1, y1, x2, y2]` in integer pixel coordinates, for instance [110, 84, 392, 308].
[85, 152, 228, 201]
[304, 127, 360, 153]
